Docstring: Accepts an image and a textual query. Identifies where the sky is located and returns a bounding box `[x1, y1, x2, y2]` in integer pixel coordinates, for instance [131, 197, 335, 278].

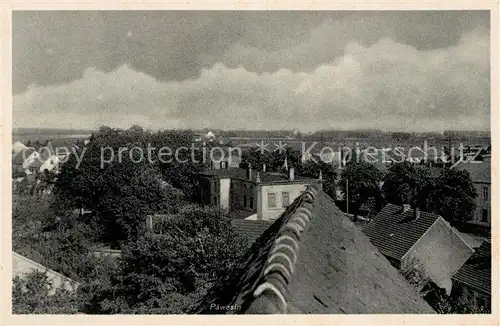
[13, 11, 490, 132]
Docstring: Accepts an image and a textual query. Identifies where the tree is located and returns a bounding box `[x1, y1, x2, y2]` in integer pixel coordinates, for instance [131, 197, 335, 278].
[151, 129, 208, 201]
[297, 160, 337, 199]
[428, 169, 477, 225]
[382, 162, 435, 210]
[77, 205, 249, 314]
[340, 161, 384, 221]
[52, 127, 186, 244]
[12, 271, 78, 314]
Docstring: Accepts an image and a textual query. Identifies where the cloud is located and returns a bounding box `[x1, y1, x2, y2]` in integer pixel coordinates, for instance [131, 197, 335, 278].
[13, 11, 489, 94]
[14, 28, 489, 132]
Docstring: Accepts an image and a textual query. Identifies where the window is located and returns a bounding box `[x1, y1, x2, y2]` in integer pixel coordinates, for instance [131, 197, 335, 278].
[481, 209, 488, 222]
[282, 192, 290, 207]
[267, 193, 277, 208]
[249, 196, 254, 209]
[243, 195, 247, 207]
[483, 187, 489, 201]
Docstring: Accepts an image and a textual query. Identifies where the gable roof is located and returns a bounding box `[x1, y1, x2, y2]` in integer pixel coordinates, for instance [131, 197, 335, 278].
[192, 188, 434, 314]
[231, 219, 273, 245]
[362, 204, 441, 261]
[453, 161, 491, 184]
[452, 241, 491, 295]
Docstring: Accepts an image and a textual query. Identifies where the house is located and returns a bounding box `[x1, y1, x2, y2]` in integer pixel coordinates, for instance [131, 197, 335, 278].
[362, 204, 475, 294]
[197, 165, 321, 221]
[191, 187, 434, 314]
[452, 161, 491, 228]
[451, 240, 491, 311]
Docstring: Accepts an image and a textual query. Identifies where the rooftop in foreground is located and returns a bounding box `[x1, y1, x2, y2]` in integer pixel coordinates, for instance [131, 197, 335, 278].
[192, 187, 434, 314]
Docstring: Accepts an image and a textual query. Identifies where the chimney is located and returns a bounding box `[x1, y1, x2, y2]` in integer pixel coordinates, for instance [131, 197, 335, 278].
[402, 204, 411, 213]
[146, 215, 153, 230]
[262, 163, 266, 172]
[288, 167, 295, 181]
[247, 164, 252, 180]
[413, 207, 420, 220]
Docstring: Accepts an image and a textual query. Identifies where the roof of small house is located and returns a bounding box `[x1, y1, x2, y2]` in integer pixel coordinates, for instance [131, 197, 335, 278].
[231, 219, 273, 245]
[362, 204, 441, 261]
[191, 188, 434, 314]
[12, 141, 27, 154]
[452, 241, 491, 295]
[27, 158, 43, 170]
[453, 161, 491, 184]
[199, 168, 317, 185]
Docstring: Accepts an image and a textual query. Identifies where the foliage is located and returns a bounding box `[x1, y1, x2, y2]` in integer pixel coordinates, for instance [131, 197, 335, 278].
[428, 168, 477, 224]
[382, 162, 435, 210]
[78, 205, 249, 314]
[339, 161, 384, 220]
[12, 271, 78, 314]
[402, 258, 489, 314]
[52, 126, 188, 243]
[13, 195, 108, 281]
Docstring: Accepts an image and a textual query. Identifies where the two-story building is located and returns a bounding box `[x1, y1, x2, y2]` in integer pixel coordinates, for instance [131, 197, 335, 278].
[198, 165, 321, 220]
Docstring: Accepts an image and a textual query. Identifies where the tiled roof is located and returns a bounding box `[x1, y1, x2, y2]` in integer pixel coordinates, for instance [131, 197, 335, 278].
[199, 168, 317, 184]
[452, 241, 491, 295]
[362, 204, 441, 261]
[191, 188, 434, 314]
[453, 161, 491, 183]
[231, 219, 273, 245]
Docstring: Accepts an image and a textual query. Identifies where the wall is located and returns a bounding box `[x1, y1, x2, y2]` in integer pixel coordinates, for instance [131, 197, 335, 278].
[12, 252, 79, 295]
[259, 183, 309, 220]
[403, 218, 474, 293]
[230, 179, 257, 216]
[471, 182, 491, 226]
[219, 178, 231, 210]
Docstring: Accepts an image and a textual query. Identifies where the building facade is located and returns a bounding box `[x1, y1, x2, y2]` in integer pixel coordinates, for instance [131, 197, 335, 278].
[198, 166, 320, 220]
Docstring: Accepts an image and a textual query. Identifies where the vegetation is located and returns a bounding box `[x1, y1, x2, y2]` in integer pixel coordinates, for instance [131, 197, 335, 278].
[382, 162, 435, 210]
[401, 259, 489, 314]
[382, 162, 477, 224]
[428, 169, 477, 224]
[12, 271, 78, 314]
[339, 161, 384, 221]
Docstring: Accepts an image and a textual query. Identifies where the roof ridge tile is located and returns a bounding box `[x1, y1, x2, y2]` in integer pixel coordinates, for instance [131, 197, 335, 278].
[244, 186, 317, 314]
